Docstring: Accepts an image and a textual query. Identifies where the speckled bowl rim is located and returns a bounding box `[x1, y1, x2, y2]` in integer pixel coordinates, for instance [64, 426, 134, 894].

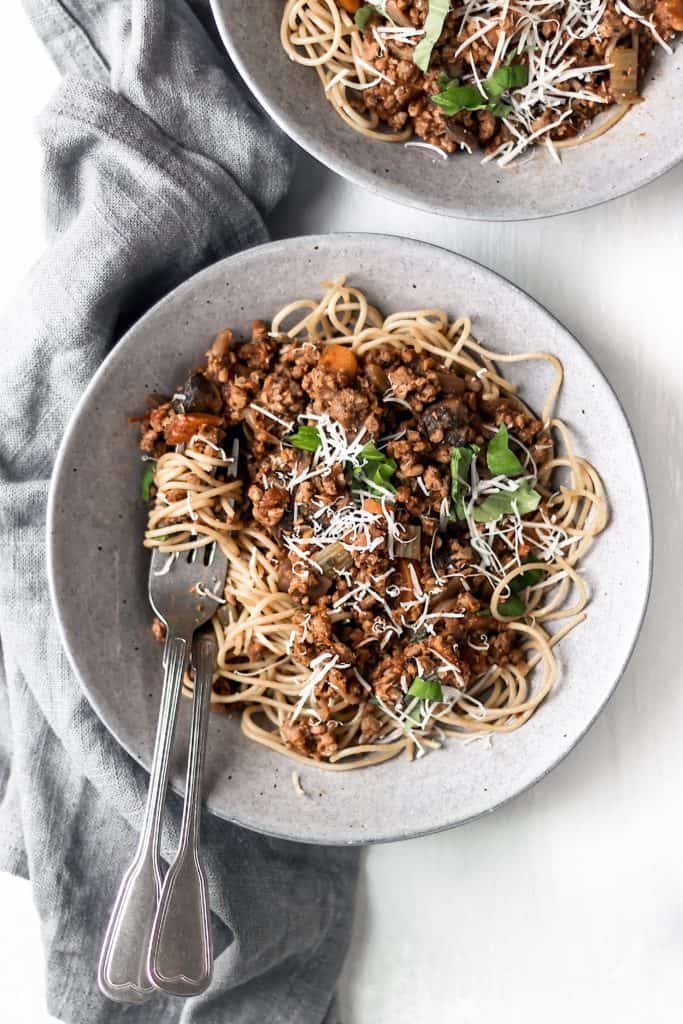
[47, 233, 653, 845]
[210, 0, 683, 222]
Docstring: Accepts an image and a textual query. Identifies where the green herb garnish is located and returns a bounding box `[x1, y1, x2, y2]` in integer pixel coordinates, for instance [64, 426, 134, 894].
[352, 441, 397, 497]
[413, 0, 451, 71]
[485, 62, 529, 99]
[286, 425, 321, 452]
[509, 559, 544, 593]
[449, 437, 539, 522]
[486, 423, 524, 477]
[431, 61, 528, 118]
[471, 481, 541, 523]
[373, 693, 423, 730]
[449, 445, 476, 519]
[141, 462, 156, 501]
[432, 82, 485, 115]
[407, 676, 444, 701]
[354, 4, 376, 29]
[495, 555, 544, 617]
[497, 595, 526, 617]
[488, 100, 514, 118]
[449, 439, 540, 523]
[404, 698, 423, 726]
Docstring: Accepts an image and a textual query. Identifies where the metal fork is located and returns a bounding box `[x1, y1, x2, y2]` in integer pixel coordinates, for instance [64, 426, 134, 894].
[147, 628, 217, 995]
[98, 542, 227, 1004]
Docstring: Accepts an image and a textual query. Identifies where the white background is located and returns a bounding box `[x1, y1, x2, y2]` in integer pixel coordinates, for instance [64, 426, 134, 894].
[1, 6, 682, 1024]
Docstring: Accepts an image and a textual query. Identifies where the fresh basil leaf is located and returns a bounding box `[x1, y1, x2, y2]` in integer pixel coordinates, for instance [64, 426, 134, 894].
[408, 676, 444, 701]
[432, 82, 486, 116]
[378, 693, 421, 728]
[357, 441, 387, 463]
[413, 0, 450, 71]
[471, 490, 515, 523]
[352, 441, 397, 496]
[511, 481, 542, 516]
[287, 425, 321, 452]
[141, 461, 156, 501]
[497, 594, 526, 617]
[485, 62, 529, 100]
[488, 100, 513, 118]
[354, 4, 375, 29]
[404, 699, 423, 726]
[509, 560, 544, 593]
[486, 424, 524, 477]
[432, 62, 528, 118]
[449, 445, 475, 519]
[472, 481, 541, 523]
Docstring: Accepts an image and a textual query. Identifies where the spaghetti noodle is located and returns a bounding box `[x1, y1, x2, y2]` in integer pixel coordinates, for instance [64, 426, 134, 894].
[139, 279, 607, 769]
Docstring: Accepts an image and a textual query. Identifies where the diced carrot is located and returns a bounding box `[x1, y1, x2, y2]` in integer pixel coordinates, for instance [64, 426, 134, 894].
[337, 0, 361, 12]
[166, 413, 223, 445]
[320, 343, 358, 379]
[662, 0, 683, 30]
[363, 498, 384, 515]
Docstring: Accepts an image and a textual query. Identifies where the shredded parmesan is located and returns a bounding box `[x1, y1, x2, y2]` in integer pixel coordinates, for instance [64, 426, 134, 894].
[195, 582, 226, 604]
[152, 552, 177, 576]
[249, 403, 294, 431]
[291, 771, 306, 796]
[404, 141, 449, 159]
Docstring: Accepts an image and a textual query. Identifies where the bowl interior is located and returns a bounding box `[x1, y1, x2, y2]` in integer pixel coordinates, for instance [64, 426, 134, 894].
[211, 0, 683, 220]
[48, 234, 651, 844]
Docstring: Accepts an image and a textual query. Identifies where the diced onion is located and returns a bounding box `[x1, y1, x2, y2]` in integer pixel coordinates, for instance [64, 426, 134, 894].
[608, 34, 641, 104]
[397, 525, 422, 560]
[313, 542, 354, 574]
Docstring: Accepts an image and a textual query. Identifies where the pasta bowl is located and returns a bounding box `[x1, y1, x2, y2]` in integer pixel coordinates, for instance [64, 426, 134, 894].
[47, 234, 651, 844]
[210, 0, 683, 220]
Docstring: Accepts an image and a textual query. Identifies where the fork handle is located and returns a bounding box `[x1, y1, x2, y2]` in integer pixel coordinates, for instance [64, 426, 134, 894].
[98, 633, 190, 1003]
[148, 631, 216, 995]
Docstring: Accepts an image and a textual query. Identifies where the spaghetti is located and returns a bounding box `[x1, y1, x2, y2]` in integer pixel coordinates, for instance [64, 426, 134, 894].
[139, 279, 607, 770]
[280, 0, 680, 165]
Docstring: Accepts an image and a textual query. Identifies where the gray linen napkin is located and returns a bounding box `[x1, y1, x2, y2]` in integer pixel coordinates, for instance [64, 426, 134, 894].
[0, 2, 359, 1022]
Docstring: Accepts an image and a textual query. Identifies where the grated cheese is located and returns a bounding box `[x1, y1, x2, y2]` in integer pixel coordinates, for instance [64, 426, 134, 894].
[291, 771, 306, 796]
[249, 403, 293, 431]
[404, 141, 449, 159]
[195, 582, 226, 604]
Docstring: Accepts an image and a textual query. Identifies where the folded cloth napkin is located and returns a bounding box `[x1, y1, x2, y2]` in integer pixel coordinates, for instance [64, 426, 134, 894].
[0, 2, 359, 1022]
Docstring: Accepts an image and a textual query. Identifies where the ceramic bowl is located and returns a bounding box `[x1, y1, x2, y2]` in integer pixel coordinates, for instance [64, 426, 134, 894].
[210, 0, 683, 220]
[47, 234, 652, 844]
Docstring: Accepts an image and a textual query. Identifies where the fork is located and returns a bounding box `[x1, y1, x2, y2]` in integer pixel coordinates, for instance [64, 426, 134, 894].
[147, 627, 217, 995]
[98, 542, 228, 1004]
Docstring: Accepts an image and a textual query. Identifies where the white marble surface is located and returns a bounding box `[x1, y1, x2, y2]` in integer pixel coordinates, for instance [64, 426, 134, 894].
[1, 7, 682, 1024]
